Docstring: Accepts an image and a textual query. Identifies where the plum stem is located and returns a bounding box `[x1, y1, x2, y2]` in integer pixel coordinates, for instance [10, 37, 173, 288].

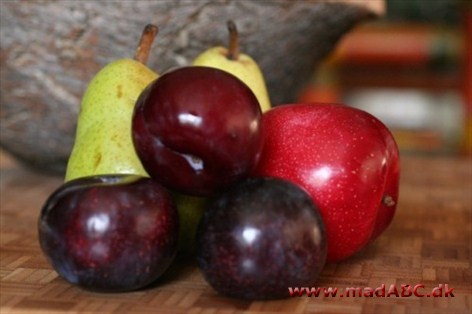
[134, 24, 159, 65]
[227, 20, 240, 60]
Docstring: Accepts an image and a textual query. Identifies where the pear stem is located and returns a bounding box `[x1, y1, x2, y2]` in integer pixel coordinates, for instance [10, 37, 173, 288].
[134, 24, 159, 65]
[227, 20, 240, 60]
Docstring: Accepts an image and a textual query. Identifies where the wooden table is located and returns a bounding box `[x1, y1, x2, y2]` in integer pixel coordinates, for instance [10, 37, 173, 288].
[1, 151, 471, 313]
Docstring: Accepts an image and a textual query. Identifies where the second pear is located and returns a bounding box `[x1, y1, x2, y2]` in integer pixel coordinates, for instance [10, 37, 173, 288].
[192, 21, 271, 112]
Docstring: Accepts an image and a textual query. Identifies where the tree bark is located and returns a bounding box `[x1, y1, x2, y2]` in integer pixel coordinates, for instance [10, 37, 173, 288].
[0, 0, 380, 174]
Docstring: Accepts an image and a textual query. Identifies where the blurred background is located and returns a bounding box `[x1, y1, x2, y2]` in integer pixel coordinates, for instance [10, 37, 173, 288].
[0, 0, 470, 175]
[298, 0, 471, 156]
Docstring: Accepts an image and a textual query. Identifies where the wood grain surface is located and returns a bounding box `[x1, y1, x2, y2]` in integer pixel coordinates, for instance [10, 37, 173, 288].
[0, 150, 471, 313]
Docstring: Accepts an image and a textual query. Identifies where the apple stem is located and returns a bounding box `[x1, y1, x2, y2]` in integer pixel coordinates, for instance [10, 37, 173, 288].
[134, 24, 159, 65]
[227, 20, 240, 60]
[382, 195, 395, 207]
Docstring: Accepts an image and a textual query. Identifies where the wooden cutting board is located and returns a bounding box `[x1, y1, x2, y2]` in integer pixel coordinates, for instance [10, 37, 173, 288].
[1, 150, 471, 313]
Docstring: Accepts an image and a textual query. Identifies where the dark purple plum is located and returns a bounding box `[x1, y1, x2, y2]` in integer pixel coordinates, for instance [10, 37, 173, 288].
[38, 175, 179, 292]
[196, 177, 327, 300]
[132, 66, 263, 196]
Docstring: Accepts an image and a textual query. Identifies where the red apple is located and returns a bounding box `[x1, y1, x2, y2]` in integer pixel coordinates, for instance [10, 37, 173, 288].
[252, 104, 400, 262]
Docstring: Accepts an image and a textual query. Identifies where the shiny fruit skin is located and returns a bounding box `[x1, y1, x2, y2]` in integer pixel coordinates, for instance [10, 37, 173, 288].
[132, 66, 263, 196]
[38, 175, 179, 292]
[196, 177, 327, 300]
[253, 104, 400, 262]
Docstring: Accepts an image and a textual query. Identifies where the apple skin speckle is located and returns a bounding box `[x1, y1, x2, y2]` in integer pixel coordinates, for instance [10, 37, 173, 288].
[253, 104, 400, 262]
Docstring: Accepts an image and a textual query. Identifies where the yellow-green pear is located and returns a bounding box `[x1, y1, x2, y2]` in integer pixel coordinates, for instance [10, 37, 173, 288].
[192, 20, 271, 112]
[65, 25, 159, 181]
[173, 193, 207, 255]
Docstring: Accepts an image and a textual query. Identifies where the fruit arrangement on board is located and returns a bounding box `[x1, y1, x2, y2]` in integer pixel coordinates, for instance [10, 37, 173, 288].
[38, 23, 400, 299]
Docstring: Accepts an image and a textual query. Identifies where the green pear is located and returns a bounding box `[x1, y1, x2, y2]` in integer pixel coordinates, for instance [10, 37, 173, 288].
[192, 20, 271, 112]
[173, 193, 207, 255]
[65, 25, 159, 181]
